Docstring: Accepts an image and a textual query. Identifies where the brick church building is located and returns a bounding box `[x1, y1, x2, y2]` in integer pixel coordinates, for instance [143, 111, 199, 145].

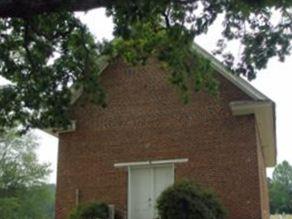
[50, 44, 276, 219]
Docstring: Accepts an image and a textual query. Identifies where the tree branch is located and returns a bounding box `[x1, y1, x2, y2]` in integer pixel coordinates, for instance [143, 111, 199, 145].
[0, 0, 112, 18]
[23, 20, 36, 71]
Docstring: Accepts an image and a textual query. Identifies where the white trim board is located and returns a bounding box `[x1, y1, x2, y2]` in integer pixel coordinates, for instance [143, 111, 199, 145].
[43, 120, 76, 137]
[114, 158, 188, 168]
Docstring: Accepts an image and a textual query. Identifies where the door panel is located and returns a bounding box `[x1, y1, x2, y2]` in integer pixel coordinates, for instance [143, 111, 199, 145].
[129, 165, 174, 219]
[153, 165, 174, 217]
[130, 167, 153, 219]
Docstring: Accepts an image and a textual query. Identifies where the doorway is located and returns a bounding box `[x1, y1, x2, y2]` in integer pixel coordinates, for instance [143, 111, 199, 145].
[128, 165, 174, 219]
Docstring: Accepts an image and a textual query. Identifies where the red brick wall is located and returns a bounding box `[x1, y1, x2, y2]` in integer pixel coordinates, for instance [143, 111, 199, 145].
[55, 59, 268, 219]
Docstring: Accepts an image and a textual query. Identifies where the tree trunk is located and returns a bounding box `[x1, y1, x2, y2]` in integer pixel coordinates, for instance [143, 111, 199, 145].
[0, 0, 112, 18]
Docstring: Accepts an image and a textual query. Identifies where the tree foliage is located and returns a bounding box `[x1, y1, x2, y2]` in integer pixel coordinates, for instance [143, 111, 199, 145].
[69, 202, 109, 219]
[0, 129, 50, 190]
[156, 181, 227, 219]
[0, 0, 109, 18]
[0, 0, 291, 130]
[0, 12, 105, 131]
[0, 184, 55, 219]
[0, 184, 56, 219]
[0, 129, 54, 219]
[269, 161, 292, 214]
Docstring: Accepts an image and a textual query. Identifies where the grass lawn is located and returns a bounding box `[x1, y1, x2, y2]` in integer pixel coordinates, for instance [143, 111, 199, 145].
[271, 215, 292, 219]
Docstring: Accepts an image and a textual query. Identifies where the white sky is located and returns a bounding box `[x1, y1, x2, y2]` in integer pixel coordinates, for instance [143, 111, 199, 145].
[1, 8, 291, 183]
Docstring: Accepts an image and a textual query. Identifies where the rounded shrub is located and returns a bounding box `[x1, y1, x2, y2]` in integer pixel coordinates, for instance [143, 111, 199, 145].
[156, 181, 227, 219]
[69, 202, 109, 219]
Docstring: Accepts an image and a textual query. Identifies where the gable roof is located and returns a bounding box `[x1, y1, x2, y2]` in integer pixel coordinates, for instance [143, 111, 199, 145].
[46, 43, 277, 167]
[193, 43, 276, 167]
[192, 43, 270, 101]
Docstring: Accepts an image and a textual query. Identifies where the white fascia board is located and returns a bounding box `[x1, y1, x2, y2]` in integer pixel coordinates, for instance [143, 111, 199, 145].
[41, 129, 59, 137]
[114, 158, 189, 168]
[193, 43, 269, 101]
[70, 86, 84, 105]
[43, 120, 76, 137]
[229, 101, 274, 115]
[230, 101, 277, 167]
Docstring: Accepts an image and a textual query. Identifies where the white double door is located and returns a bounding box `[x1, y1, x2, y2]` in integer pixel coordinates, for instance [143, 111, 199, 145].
[128, 165, 174, 219]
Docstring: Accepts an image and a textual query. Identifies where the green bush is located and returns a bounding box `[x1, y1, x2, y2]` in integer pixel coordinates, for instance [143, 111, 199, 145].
[156, 181, 227, 219]
[69, 202, 109, 219]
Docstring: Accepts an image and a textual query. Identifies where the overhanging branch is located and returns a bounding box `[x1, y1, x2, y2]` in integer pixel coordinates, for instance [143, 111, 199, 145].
[0, 0, 111, 18]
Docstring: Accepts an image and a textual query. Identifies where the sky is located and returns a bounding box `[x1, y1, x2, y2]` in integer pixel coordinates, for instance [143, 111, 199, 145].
[1, 8, 292, 183]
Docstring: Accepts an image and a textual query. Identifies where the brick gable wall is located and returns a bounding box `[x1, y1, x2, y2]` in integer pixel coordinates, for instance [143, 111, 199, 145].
[55, 58, 269, 219]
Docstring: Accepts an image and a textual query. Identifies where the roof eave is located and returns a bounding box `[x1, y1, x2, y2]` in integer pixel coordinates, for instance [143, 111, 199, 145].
[230, 100, 277, 167]
[40, 56, 110, 136]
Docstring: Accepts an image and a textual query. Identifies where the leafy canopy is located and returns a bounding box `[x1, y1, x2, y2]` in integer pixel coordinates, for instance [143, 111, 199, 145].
[0, 0, 291, 130]
[0, 129, 50, 191]
[268, 161, 292, 214]
[0, 129, 54, 219]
